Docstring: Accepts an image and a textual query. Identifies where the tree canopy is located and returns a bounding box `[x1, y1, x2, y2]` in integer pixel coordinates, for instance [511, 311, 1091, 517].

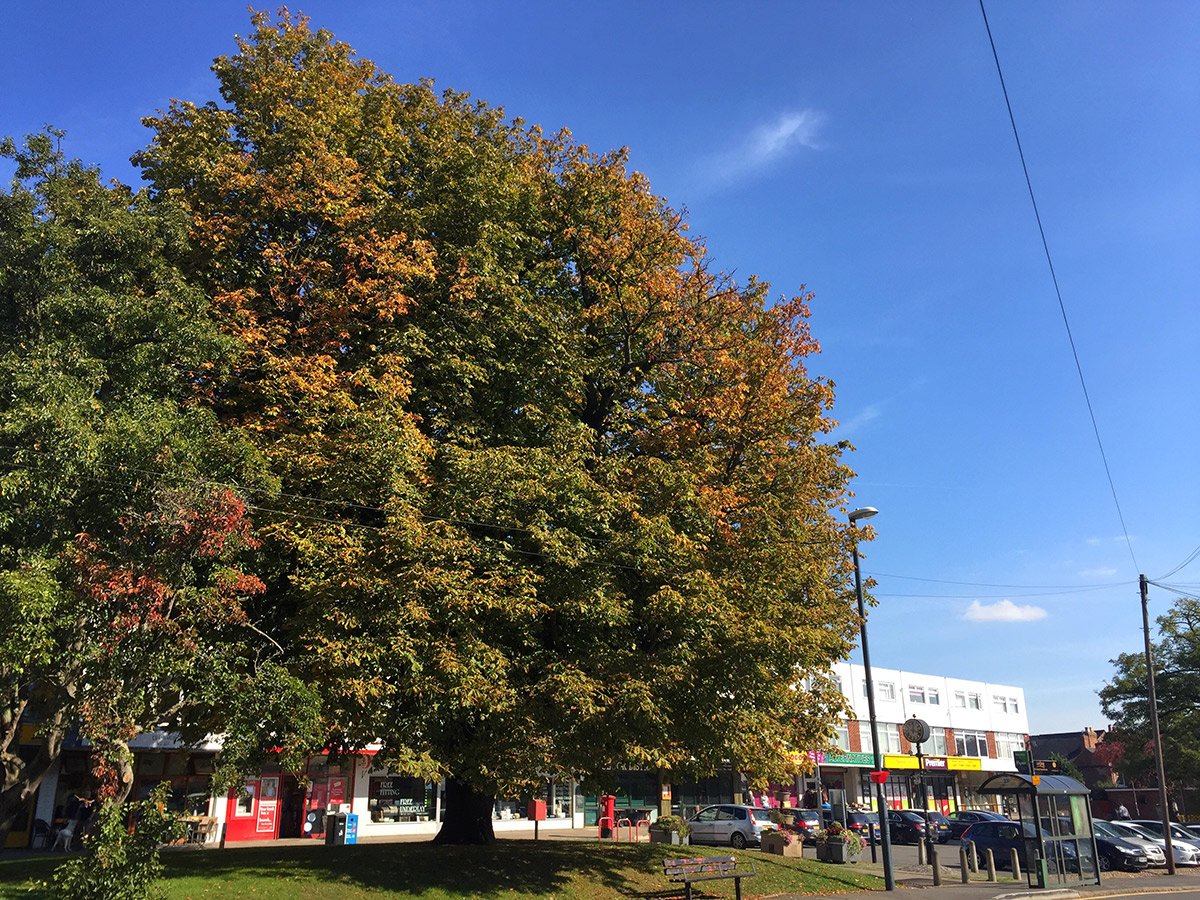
[5, 10, 866, 845]
[1100, 595, 1200, 793]
[0, 132, 320, 840]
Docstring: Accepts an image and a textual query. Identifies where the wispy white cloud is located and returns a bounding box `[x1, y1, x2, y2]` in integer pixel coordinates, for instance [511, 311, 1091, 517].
[697, 108, 827, 189]
[743, 109, 826, 165]
[962, 599, 1048, 623]
[836, 403, 881, 436]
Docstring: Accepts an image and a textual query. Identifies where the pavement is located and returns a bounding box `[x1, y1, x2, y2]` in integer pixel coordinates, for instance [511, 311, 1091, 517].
[785, 848, 1200, 900]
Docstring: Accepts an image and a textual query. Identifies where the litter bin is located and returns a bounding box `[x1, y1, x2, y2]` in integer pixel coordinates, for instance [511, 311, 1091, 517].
[325, 812, 348, 846]
[345, 814, 359, 845]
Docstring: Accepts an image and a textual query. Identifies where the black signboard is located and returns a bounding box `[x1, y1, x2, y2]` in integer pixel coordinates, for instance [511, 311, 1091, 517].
[1032, 759, 1061, 775]
[1013, 750, 1031, 774]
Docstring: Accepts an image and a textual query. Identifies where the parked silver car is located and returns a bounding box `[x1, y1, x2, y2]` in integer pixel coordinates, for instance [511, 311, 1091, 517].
[1115, 820, 1200, 866]
[687, 804, 773, 849]
[1094, 820, 1166, 867]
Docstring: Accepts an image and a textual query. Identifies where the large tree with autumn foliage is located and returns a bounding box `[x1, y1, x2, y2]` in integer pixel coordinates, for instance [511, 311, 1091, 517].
[0, 133, 321, 843]
[135, 10, 864, 843]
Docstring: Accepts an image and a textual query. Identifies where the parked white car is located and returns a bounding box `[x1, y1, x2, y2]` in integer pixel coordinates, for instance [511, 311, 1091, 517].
[1113, 820, 1200, 866]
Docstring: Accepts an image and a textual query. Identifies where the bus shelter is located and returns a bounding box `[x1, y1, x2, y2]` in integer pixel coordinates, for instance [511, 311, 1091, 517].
[977, 773, 1100, 889]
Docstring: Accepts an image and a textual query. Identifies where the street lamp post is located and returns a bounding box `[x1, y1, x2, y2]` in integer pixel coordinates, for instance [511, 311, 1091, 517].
[850, 506, 895, 891]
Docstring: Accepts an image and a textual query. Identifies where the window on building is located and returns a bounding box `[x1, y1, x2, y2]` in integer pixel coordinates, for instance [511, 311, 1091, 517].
[368, 776, 436, 823]
[929, 729, 947, 755]
[831, 673, 842, 693]
[882, 726, 903, 754]
[954, 691, 966, 707]
[834, 722, 850, 751]
[968, 693, 983, 710]
[995, 733, 1025, 759]
[862, 722, 902, 754]
[880, 682, 896, 701]
[954, 730, 988, 757]
[1010, 698, 1019, 713]
[908, 686, 926, 703]
[994, 696, 1009, 713]
[928, 688, 940, 705]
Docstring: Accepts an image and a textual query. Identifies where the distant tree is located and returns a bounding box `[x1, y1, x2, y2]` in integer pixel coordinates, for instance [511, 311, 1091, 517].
[0, 133, 321, 843]
[1100, 596, 1200, 794]
[1050, 752, 1086, 784]
[136, 11, 863, 844]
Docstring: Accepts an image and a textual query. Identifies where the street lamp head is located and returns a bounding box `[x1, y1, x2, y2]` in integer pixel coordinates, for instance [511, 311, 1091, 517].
[849, 507, 879, 523]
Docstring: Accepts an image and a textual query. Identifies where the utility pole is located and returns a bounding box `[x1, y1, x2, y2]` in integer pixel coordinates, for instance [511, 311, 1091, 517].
[1141, 574, 1175, 875]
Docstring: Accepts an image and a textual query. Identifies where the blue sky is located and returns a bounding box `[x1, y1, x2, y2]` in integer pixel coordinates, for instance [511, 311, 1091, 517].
[4, 1, 1198, 734]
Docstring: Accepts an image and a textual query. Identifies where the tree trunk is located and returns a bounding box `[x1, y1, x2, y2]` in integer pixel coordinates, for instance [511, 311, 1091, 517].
[0, 728, 64, 848]
[432, 776, 496, 845]
[111, 741, 135, 804]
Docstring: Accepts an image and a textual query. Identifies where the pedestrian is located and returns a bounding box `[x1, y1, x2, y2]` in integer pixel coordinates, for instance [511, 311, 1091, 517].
[1115, 803, 1130, 819]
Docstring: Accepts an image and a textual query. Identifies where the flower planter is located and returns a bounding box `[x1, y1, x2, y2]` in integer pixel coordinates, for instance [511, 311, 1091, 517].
[761, 831, 803, 857]
[818, 841, 859, 863]
[648, 830, 688, 845]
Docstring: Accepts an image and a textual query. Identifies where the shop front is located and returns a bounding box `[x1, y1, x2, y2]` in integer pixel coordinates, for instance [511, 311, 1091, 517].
[224, 773, 282, 841]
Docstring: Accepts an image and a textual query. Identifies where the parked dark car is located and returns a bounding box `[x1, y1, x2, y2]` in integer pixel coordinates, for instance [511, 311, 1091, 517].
[1092, 831, 1151, 872]
[786, 809, 823, 844]
[887, 809, 951, 844]
[824, 809, 881, 841]
[960, 820, 1079, 872]
[946, 809, 1009, 841]
[847, 811, 881, 842]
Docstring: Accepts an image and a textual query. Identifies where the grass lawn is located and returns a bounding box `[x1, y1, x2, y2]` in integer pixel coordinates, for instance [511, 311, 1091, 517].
[0, 840, 883, 899]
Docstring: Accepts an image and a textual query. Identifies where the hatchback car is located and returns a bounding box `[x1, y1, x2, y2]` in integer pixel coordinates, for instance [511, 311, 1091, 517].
[1090, 831, 1150, 872]
[787, 809, 822, 844]
[1106, 820, 1200, 867]
[687, 804, 772, 849]
[1094, 820, 1165, 868]
[946, 809, 1009, 841]
[960, 820, 1079, 873]
[887, 809, 951, 844]
[846, 811, 882, 842]
[1128, 820, 1200, 865]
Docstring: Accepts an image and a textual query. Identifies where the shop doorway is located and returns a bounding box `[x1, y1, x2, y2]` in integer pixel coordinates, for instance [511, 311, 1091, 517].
[278, 775, 305, 838]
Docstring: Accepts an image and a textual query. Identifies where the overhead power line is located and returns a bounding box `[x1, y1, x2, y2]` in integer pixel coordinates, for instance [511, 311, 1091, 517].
[1155, 541, 1200, 581]
[868, 571, 1125, 590]
[978, 0, 1139, 576]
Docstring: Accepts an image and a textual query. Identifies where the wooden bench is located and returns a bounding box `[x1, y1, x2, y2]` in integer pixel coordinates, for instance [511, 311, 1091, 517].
[662, 855, 756, 900]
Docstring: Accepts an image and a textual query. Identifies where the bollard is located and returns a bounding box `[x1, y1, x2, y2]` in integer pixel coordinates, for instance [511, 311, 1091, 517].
[931, 843, 942, 886]
[219, 822, 227, 850]
[969, 840, 979, 873]
[959, 846, 970, 883]
[1010, 848, 1021, 880]
[985, 848, 996, 881]
[917, 840, 926, 865]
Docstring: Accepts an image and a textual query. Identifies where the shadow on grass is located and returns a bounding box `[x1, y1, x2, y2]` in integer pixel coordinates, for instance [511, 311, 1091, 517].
[0, 840, 885, 899]
[158, 839, 682, 898]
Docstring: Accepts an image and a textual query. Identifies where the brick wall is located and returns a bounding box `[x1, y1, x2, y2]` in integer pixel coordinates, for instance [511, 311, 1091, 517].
[848, 720, 862, 753]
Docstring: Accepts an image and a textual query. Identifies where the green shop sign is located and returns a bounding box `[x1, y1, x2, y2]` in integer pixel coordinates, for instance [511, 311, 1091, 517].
[825, 751, 874, 767]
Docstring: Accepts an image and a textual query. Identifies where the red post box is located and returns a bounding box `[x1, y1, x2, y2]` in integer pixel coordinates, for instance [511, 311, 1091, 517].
[527, 799, 547, 821]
